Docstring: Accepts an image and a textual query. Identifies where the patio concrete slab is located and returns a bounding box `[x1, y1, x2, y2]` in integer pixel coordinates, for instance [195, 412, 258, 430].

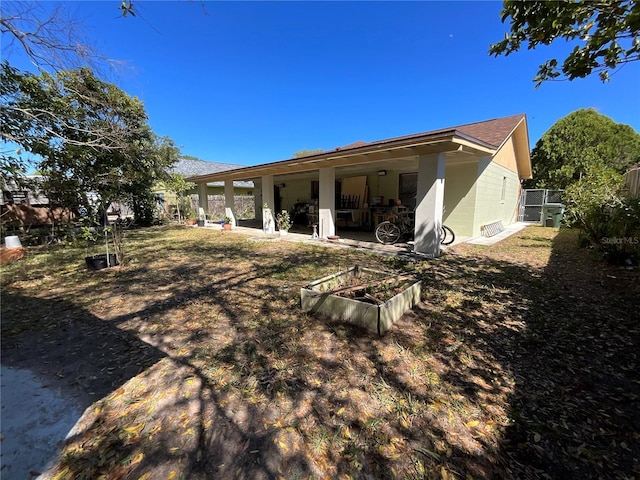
[200, 220, 530, 254]
[465, 222, 530, 246]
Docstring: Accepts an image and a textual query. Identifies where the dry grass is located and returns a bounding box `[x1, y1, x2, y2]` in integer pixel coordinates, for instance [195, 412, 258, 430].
[1, 225, 638, 479]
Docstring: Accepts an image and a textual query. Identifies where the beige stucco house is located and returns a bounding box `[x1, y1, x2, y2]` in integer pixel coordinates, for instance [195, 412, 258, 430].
[187, 114, 531, 257]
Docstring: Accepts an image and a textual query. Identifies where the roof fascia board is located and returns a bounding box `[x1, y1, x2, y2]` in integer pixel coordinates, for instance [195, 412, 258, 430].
[186, 129, 502, 183]
[186, 140, 451, 183]
[512, 119, 533, 179]
[451, 137, 495, 155]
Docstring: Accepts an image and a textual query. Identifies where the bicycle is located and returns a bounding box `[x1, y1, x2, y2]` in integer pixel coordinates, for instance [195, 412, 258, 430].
[375, 212, 455, 246]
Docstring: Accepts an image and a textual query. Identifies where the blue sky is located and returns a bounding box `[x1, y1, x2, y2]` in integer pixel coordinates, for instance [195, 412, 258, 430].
[4, 1, 639, 166]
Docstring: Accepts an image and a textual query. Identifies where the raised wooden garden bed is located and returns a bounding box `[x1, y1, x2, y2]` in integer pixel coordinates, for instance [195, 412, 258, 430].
[300, 266, 421, 335]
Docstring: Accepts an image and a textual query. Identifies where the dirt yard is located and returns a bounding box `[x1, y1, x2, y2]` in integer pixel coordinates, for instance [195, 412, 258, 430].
[1, 225, 638, 479]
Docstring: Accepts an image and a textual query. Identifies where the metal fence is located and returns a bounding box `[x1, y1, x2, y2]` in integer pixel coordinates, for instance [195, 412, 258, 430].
[518, 189, 564, 223]
[189, 195, 255, 220]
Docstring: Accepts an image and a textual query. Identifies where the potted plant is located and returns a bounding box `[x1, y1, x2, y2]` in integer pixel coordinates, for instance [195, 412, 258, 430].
[222, 216, 232, 231]
[84, 221, 119, 270]
[276, 210, 292, 235]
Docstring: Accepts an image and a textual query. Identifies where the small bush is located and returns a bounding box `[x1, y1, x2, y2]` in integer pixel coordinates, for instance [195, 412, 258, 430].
[564, 165, 640, 265]
[276, 210, 292, 231]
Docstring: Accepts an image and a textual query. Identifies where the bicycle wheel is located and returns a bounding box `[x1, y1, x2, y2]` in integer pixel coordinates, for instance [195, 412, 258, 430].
[375, 221, 402, 244]
[440, 225, 455, 245]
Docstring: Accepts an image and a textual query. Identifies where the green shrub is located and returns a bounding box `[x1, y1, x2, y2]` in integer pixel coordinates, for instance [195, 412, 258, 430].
[564, 165, 640, 264]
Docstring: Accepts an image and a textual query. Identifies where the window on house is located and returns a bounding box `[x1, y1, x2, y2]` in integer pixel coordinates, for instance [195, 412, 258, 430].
[311, 180, 341, 202]
[399, 173, 418, 209]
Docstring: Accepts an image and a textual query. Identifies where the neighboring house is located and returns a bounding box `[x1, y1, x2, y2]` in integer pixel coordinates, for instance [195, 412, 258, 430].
[155, 158, 254, 217]
[1, 176, 74, 229]
[186, 114, 532, 257]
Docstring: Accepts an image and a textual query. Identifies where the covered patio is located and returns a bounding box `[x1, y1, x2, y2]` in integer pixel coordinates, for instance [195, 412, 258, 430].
[187, 114, 531, 257]
[195, 218, 465, 259]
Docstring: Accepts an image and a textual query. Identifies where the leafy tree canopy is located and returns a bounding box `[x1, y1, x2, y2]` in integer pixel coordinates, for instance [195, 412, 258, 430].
[293, 149, 324, 158]
[180, 154, 206, 161]
[490, 0, 640, 87]
[527, 108, 640, 189]
[163, 172, 196, 222]
[0, 62, 179, 222]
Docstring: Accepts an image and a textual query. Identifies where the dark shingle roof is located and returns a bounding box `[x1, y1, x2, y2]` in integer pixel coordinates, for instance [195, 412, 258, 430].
[330, 114, 526, 154]
[171, 159, 253, 188]
[455, 114, 526, 149]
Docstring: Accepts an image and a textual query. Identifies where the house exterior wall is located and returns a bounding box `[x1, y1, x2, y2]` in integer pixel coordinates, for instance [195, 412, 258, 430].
[369, 171, 399, 206]
[443, 162, 478, 238]
[491, 136, 519, 174]
[278, 181, 312, 212]
[473, 158, 520, 235]
[260, 173, 401, 214]
[1, 204, 75, 228]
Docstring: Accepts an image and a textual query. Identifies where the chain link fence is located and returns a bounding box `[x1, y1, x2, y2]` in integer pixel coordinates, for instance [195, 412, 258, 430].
[519, 189, 564, 223]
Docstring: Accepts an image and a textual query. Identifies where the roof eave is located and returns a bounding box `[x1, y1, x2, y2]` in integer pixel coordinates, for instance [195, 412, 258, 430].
[512, 117, 533, 179]
[186, 131, 496, 183]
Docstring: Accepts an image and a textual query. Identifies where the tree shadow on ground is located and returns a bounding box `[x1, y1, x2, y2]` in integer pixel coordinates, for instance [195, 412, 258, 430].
[2, 226, 638, 479]
[497, 230, 640, 478]
[416, 228, 640, 479]
[1, 293, 167, 409]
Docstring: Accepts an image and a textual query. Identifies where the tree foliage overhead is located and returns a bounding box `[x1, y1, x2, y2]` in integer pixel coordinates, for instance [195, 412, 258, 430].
[1, 62, 179, 222]
[527, 108, 640, 189]
[490, 0, 640, 86]
[0, 1, 118, 74]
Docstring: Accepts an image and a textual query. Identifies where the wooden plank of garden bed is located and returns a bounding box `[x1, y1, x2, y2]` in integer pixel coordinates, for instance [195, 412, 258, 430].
[308, 273, 416, 298]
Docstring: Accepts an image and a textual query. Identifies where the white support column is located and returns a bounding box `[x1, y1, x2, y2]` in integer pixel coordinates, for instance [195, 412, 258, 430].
[253, 178, 263, 223]
[414, 153, 446, 257]
[198, 183, 208, 212]
[224, 180, 236, 227]
[261, 175, 275, 233]
[318, 167, 336, 238]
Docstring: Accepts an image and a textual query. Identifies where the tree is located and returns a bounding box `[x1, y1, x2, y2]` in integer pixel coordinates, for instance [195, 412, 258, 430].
[1, 1, 119, 74]
[489, 0, 640, 86]
[1, 0, 126, 186]
[527, 109, 640, 189]
[564, 164, 640, 263]
[1, 64, 178, 257]
[163, 173, 196, 223]
[293, 149, 324, 158]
